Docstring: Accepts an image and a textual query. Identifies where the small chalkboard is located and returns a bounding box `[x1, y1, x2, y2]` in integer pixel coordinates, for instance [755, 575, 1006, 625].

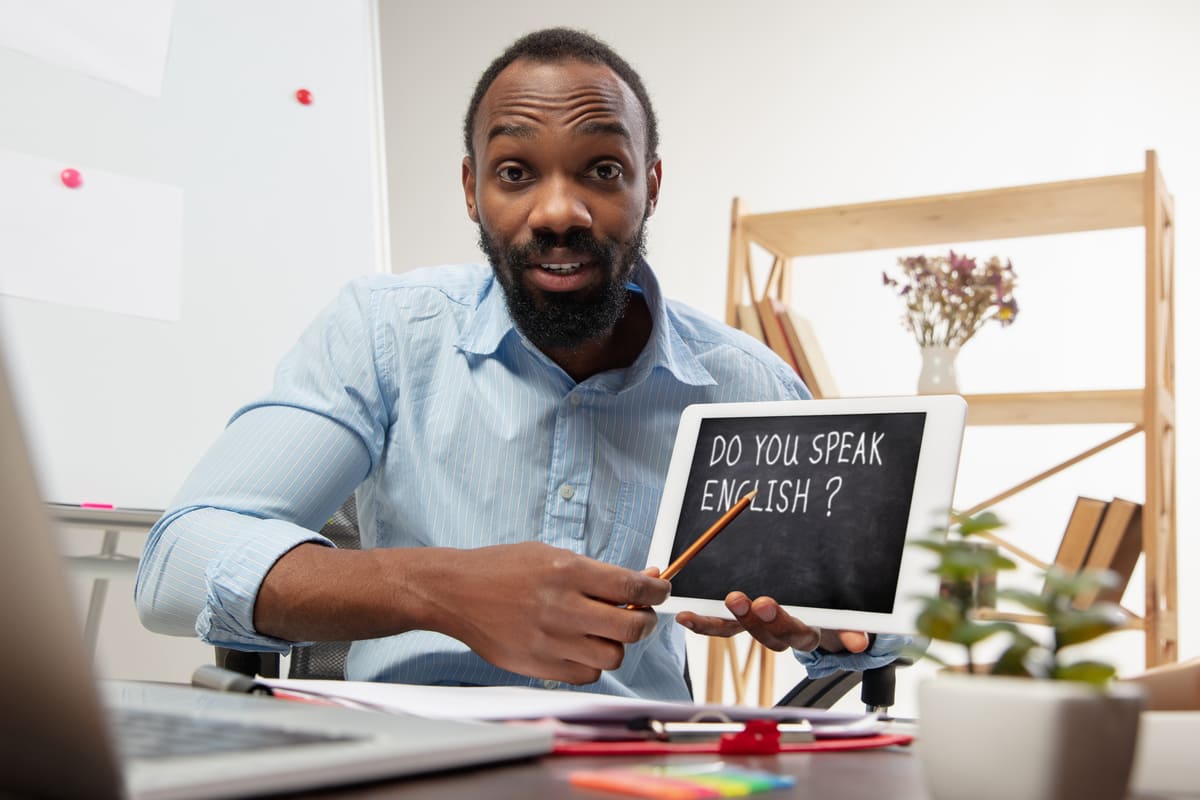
[646, 395, 967, 634]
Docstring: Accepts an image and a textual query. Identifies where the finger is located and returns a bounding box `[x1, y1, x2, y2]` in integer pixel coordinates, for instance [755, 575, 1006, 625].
[583, 561, 671, 607]
[727, 593, 821, 652]
[575, 602, 658, 645]
[641, 566, 661, 578]
[674, 611, 742, 637]
[529, 621, 630, 676]
[547, 659, 603, 686]
[829, 629, 871, 653]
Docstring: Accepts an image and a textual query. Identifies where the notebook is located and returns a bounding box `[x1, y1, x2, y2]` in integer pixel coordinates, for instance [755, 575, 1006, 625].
[645, 395, 967, 634]
[0, 347, 551, 800]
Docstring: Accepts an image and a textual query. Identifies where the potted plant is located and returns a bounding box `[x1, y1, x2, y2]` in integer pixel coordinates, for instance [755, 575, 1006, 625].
[911, 511, 1143, 800]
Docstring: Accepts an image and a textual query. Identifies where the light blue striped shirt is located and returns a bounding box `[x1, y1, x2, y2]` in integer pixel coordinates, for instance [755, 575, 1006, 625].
[135, 261, 897, 700]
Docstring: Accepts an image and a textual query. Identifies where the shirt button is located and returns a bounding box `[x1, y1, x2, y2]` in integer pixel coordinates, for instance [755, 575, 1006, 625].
[559, 484, 575, 500]
[570, 394, 581, 406]
[542, 679, 560, 690]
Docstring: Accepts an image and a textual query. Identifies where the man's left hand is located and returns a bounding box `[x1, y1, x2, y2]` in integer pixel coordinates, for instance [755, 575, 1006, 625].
[674, 590, 869, 654]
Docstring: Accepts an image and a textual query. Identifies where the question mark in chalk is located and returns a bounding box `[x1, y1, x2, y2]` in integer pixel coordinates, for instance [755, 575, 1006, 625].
[825, 476, 843, 517]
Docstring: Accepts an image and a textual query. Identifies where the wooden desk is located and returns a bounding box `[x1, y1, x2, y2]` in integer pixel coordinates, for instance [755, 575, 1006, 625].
[299, 745, 1186, 799]
[303, 748, 930, 799]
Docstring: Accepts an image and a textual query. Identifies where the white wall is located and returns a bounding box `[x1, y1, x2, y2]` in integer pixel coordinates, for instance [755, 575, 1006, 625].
[379, 0, 1199, 714]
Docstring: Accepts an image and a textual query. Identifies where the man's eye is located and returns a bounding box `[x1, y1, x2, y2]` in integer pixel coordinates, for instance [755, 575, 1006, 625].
[589, 163, 623, 180]
[498, 166, 529, 182]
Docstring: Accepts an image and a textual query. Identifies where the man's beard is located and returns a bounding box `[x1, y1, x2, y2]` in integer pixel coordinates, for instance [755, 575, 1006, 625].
[478, 222, 648, 352]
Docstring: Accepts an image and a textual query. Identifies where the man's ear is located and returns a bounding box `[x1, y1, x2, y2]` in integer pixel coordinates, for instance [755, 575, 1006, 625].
[462, 157, 479, 223]
[645, 159, 662, 218]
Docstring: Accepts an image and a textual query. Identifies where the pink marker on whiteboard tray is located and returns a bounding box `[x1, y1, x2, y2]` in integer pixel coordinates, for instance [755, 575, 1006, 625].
[80, 502, 114, 509]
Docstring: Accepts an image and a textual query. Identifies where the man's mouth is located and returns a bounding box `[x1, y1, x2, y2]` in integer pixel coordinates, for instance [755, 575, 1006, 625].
[538, 262, 584, 274]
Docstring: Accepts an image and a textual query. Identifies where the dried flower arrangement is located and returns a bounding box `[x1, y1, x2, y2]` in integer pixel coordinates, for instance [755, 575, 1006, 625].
[882, 251, 1019, 348]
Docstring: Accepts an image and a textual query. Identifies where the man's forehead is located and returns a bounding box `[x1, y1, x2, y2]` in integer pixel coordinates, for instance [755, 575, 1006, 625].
[474, 57, 646, 151]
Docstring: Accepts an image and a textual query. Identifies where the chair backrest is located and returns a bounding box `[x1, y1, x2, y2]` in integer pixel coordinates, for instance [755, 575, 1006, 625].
[215, 495, 359, 680]
[285, 495, 359, 679]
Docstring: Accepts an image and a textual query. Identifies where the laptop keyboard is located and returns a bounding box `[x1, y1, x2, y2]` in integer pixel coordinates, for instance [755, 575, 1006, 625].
[112, 707, 361, 760]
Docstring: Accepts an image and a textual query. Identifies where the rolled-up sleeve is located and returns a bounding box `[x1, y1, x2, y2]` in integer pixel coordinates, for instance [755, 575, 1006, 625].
[134, 408, 371, 650]
[792, 633, 910, 678]
[134, 279, 387, 650]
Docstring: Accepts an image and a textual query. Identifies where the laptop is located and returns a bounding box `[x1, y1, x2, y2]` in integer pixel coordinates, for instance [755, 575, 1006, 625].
[0, 348, 551, 799]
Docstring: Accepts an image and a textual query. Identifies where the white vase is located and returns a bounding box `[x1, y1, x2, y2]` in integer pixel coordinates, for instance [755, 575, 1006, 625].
[917, 345, 960, 394]
[917, 674, 1143, 800]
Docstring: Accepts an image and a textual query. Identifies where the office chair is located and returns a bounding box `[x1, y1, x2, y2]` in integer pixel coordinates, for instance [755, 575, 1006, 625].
[776, 654, 912, 715]
[215, 496, 906, 711]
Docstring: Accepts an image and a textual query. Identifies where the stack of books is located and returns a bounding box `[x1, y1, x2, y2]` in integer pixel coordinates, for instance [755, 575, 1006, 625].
[1048, 496, 1143, 608]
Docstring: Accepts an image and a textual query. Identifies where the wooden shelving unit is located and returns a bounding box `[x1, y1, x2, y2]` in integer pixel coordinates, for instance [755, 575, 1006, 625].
[725, 150, 1177, 670]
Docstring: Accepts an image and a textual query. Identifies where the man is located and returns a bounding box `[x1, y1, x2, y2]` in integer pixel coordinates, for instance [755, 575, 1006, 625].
[136, 27, 898, 701]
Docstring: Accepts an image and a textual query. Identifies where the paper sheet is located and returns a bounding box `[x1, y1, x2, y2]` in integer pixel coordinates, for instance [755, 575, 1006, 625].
[0, 147, 182, 321]
[0, 0, 175, 97]
[262, 679, 870, 725]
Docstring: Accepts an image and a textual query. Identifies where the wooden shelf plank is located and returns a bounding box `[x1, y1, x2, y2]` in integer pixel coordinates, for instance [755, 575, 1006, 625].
[741, 172, 1145, 257]
[971, 608, 1145, 630]
[962, 389, 1143, 426]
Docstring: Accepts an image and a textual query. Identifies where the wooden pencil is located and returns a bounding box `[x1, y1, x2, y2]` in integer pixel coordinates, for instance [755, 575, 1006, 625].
[661, 489, 758, 581]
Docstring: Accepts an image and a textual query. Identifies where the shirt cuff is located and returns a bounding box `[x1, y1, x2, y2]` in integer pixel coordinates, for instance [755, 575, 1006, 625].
[792, 633, 910, 678]
[197, 518, 333, 653]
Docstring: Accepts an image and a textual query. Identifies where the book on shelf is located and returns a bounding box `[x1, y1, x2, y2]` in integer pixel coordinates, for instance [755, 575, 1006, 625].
[754, 295, 800, 374]
[1044, 496, 1108, 593]
[735, 303, 766, 345]
[1074, 497, 1142, 609]
[776, 306, 838, 399]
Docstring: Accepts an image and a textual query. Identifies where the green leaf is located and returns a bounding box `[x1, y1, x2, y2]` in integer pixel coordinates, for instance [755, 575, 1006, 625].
[955, 510, 1005, 535]
[948, 619, 1009, 647]
[912, 539, 947, 552]
[1043, 567, 1119, 597]
[997, 588, 1051, 616]
[1054, 605, 1127, 648]
[991, 640, 1036, 678]
[1054, 661, 1117, 686]
[916, 602, 963, 642]
[940, 546, 1011, 573]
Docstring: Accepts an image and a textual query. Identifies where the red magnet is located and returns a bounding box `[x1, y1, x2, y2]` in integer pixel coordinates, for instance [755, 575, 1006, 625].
[60, 168, 83, 189]
[295, 88, 313, 105]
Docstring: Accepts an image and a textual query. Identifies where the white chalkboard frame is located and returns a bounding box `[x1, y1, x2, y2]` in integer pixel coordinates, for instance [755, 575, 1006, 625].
[647, 394, 967, 635]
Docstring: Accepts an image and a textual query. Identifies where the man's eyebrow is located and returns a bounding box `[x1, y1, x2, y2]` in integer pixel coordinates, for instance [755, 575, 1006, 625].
[487, 123, 536, 142]
[486, 120, 633, 143]
[577, 120, 632, 141]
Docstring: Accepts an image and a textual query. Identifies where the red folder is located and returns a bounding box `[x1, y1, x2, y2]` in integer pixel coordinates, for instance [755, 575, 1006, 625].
[553, 720, 912, 755]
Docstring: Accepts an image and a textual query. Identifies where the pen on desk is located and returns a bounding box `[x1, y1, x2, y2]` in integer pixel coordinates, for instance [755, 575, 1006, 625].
[660, 489, 757, 581]
[191, 665, 357, 708]
[191, 664, 273, 695]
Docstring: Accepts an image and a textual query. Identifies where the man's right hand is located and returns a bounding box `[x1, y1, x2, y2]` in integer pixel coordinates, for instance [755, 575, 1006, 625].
[255, 540, 670, 686]
[426, 542, 670, 685]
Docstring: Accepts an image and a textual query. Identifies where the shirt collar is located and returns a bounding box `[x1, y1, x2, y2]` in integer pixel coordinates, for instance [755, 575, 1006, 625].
[458, 260, 717, 388]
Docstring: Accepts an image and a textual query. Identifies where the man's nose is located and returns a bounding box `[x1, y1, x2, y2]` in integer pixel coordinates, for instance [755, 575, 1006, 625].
[527, 175, 591, 237]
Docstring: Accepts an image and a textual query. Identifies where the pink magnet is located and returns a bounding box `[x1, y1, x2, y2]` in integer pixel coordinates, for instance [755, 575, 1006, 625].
[60, 168, 83, 189]
[295, 88, 313, 105]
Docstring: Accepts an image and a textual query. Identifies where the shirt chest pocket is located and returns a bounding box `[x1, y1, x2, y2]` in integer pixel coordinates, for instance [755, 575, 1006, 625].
[602, 481, 662, 569]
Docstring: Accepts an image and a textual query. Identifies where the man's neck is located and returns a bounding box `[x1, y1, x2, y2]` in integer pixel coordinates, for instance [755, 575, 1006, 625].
[541, 292, 652, 383]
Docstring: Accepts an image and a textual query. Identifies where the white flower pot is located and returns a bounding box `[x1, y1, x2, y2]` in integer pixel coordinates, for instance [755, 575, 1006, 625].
[917, 674, 1143, 800]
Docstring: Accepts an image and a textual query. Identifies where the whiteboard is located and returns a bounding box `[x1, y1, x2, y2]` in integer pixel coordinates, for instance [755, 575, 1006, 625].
[0, 0, 388, 508]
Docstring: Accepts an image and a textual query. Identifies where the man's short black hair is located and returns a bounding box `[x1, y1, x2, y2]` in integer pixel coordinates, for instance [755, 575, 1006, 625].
[463, 27, 659, 165]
